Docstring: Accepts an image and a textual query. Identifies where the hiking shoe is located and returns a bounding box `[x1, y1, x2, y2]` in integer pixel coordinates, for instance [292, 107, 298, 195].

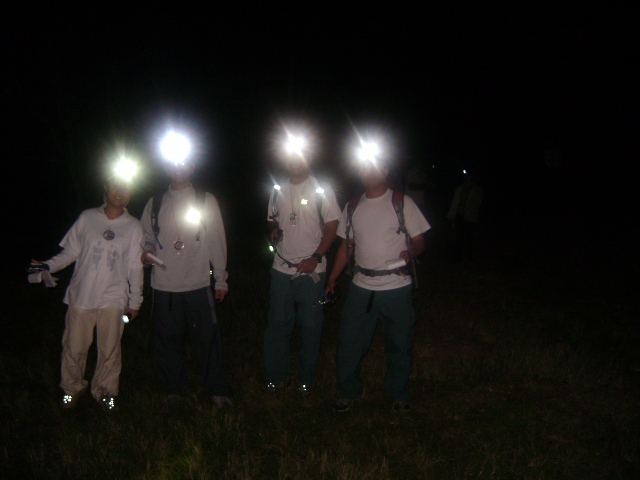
[391, 400, 410, 413]
[60, 387, 87, 409]
[297, 384, 312, 397]
[333, 392, 364, 413]
[165, 393, 187, 404]
[266, 381, 287, 393]
[100, 396, 118, 412]
[213, 396, 233, 409]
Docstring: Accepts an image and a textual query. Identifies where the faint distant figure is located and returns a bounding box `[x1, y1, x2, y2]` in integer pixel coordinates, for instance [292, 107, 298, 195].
[447, 171, 483, 262]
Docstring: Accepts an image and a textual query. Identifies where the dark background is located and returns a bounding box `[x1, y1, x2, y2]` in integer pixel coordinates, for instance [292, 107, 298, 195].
[3, 4, 635, 279]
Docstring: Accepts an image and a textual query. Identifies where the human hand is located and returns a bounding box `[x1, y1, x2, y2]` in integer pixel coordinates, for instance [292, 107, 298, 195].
[215, 289, 227, 303]
[125, 308, 139, 322]
[297, 257, 319, 274]
[141, 251, 155, 266]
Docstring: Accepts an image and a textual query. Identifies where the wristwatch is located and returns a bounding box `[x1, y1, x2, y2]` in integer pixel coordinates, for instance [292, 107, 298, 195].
[311, 253, 323, 263]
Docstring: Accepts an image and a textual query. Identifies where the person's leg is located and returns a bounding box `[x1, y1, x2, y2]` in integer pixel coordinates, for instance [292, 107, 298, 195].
[293, 273, 325, 389]
[153, 289, 188, 395]
[264, 269, 297, 386]
[91, 306, 125, 400]
[378, 285, 415, 402]
[336, 284, 378, 399]
[60, 306, 96, 396]
[184, 288, 232, 398]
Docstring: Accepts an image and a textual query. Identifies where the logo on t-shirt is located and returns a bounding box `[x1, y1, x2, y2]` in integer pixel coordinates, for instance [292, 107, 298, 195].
[103, 230, 115, 241]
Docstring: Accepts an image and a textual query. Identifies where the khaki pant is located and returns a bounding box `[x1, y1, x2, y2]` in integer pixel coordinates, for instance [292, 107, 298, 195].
[60, 305, 125, 400]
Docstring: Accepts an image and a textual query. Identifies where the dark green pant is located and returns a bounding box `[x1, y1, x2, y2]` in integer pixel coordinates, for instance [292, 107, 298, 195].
[264, 269, 326, 388]
[337, 283, 415, 402]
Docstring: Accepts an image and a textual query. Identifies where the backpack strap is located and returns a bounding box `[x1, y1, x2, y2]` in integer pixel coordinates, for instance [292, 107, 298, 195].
[391, 190, 419, 288]
[315, 189, 325, 234]
[345, 194, 362, 272]
[269, 186, 280, 221]
[151, 193, 164, 250]
[150, 188, 208, 249]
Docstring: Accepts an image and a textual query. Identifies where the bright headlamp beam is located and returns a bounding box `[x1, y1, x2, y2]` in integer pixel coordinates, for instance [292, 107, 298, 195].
[160, 131, 191, 164]
[285, 134, 307, 158]
[357, 141, 380, 165]
[113, 158, 138, 182]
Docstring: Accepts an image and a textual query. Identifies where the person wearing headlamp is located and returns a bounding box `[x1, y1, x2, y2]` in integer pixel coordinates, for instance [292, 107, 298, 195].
[264, 132, 341, 397]
[325, 140, 430, 413]
[140, 130, 232, 408]
[31, 160, 144, 411]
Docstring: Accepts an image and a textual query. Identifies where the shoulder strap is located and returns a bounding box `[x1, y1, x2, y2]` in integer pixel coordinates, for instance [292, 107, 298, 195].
[391, 190, 407, 235]
[391, 190, 419, 288]
[315, 188, 325, 232]
[269, 186, 280, 221]
[151, 193, 164, 249]
[345, 194, 362, 270]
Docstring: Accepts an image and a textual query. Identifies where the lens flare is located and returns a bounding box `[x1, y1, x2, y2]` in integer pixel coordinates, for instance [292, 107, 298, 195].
[113, 157, 138, 182]
[186, 207, 202, 224]
[160, 131, 192, 164]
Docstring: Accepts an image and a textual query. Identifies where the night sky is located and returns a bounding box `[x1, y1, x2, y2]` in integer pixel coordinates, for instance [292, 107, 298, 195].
[4, 4, 634, 277]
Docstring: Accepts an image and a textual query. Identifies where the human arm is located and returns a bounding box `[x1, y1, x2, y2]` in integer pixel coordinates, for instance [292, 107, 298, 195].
[297, 219, 338, 274]
[207, 194, 229, 298]
[126, 224, 144, 311]
[140, 198, 157, 265]
[325, 237, 348, 296]
[43, 213, 85, 273]
[399, 234, 425, 265]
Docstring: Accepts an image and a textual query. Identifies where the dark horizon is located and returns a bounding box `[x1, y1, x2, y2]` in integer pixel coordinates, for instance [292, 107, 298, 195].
[5, 5, 634, 278]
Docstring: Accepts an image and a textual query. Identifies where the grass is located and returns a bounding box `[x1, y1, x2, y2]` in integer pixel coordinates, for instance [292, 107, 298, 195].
[1, 226, 638, 479]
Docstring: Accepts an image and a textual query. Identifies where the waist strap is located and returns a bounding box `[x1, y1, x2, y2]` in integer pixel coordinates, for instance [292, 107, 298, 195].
[353, 265, 410, 277]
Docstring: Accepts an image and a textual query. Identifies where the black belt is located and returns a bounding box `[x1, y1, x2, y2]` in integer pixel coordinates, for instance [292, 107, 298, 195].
[353, 265, 410, 277]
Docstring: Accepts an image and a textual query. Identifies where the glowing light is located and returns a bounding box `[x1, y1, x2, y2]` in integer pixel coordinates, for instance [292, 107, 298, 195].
[357, 140, 380, 165]
[186, 207, 202, 224]
[160, 131, 191, 164]
[301, 199, 308, 205]
[269, 245, 275, 252]
[463, 169, 467, 174]
[274, 184, 281, 191]
[315, 187, 324, 195]
[113, 157, 138, 182]
[285, 133, 307, 158]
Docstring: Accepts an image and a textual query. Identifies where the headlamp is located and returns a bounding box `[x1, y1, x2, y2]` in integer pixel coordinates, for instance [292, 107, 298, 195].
[284, 133, 307, 158]
[356, 140, 380, 166]
[160, 130, 192, 165]
[112, 157, 138, 182]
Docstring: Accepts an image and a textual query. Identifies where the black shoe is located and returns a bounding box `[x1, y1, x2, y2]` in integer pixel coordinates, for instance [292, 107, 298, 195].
[212, 396, 233, 409]
[391, 400, 410, 413]
[100, 396, 118, 412]
[266, 381, 288, 393]
[333, 391, 364, 413]
[297, 384, 312, 397]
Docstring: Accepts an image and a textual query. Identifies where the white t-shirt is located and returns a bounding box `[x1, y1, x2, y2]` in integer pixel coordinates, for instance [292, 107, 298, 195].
[45, 206, 144, 310]
[141, 185, 229, 293]
[337, 189, 430, 291]
[267, 176, 341, 275]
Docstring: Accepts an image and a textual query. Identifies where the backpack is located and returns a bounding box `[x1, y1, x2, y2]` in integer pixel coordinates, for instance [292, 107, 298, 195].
[151, 189, 206, 250]
[345, 190, 418, 287]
